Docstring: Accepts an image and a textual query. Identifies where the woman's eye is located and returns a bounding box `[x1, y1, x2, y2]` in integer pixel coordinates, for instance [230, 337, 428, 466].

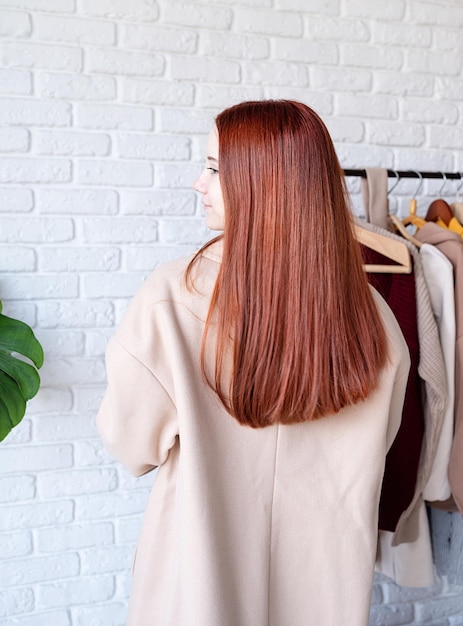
[207, 167, 219, 174]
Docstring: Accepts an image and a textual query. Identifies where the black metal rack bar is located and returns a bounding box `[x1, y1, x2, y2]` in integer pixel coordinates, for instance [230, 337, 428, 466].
[343, 169, 462, 180]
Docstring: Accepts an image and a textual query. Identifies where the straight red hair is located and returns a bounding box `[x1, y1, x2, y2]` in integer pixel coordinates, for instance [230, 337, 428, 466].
[188, 100, 388, 428]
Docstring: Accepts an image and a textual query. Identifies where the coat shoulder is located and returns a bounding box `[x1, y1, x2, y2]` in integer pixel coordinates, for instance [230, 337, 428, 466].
[140, 241, 222, 307]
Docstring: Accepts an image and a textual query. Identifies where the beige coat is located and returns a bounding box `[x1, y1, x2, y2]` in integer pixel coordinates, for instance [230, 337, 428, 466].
[97, 242, 410, 626]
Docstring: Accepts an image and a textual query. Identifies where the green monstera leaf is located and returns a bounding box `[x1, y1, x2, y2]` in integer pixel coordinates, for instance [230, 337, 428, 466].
[0, 301, 44, 442]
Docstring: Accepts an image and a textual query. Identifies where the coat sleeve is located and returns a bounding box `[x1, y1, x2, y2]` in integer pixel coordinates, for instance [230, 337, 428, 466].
[385, 359, 410, 453]
[97, 335, 179, 477]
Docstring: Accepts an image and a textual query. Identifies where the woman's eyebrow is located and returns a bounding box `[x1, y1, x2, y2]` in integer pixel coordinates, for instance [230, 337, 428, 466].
[207, 156, 218, 163]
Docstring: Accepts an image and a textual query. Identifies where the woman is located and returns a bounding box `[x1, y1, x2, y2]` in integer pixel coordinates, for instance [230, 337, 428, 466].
[97, 100, 410, 626]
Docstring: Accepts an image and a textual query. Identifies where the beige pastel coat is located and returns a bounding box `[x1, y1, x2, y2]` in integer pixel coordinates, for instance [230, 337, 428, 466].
[97, 242, 410, 626]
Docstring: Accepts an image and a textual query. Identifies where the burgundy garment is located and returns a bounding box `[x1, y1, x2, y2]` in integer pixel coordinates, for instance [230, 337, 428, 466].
[361, 246, 424, 531]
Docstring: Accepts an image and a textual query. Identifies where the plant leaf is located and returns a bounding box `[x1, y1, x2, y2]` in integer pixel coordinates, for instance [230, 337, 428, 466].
[0, 304, 44, 442]
[0, 372, 26, 426]
[0, 312, 44, 369]
[0, 397, 14, 442]
[0, 352, 41, 400]
[0, 372, 26, 441]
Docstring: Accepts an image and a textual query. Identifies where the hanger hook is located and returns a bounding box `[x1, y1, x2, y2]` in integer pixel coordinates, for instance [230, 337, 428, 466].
[387, 170, 400, 194]
[439, 172, 448, 196]
[456, 173, 463, 199]
[412, 171, 423, 197]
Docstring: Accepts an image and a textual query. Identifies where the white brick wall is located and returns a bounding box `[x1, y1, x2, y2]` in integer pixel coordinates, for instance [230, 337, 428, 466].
[1, 0, 463, 623]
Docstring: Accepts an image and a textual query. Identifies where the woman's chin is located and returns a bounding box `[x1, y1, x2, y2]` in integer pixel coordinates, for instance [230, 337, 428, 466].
[206, 216, 225, 231]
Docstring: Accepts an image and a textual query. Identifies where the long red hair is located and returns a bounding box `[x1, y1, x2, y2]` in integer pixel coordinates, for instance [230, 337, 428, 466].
[188, 100, 388, 428]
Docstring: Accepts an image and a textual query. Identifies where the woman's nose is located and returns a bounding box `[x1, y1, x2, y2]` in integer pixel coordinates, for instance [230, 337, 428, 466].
[193, 172, 207, 193]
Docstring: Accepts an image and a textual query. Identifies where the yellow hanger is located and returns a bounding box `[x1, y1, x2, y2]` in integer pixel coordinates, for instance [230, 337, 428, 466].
[402, 172, 425, 229]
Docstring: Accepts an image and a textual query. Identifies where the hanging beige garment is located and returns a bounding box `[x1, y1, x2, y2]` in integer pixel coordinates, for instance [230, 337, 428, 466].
[360, 167, 391, 231]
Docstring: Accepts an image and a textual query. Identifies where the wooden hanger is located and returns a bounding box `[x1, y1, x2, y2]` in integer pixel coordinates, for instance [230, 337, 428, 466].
[451, 201, 463, 223]
[389, 214, 422, 248]
[451, 175, 463, 222]
[379, 170, 420, 249]
[355, 223, 412, 274]
[401, 197, 426, 228]
[426, 198, 453, 225]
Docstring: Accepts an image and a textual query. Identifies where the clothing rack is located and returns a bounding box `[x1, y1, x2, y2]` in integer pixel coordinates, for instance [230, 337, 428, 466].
[343, 169, 462, 180]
